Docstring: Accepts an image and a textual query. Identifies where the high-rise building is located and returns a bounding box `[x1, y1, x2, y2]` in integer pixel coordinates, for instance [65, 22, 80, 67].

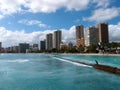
[33, 44, 38, 48]
[0, 42, 2, 51]
[60, 42, 67, 50]
[97, 23, 109, 44]
[9, 46, 19, 53]
[32, 44, 39, 51]
[19, 43, 29, 53]
[53, 30, 62, 50]
[12, 46, 19, 53]
[84, 29, 89, 46]
[76, 25, 85, 47]
[85, 26, 99, 46]
[40, 40, 46, 50]
[68, 42, 73, 49]
[46, 33, 53, 50]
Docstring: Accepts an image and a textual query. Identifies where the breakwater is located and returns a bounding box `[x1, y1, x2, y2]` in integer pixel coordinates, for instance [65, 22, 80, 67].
[53, 55, 120, 75]
[93, 64, 120, 75]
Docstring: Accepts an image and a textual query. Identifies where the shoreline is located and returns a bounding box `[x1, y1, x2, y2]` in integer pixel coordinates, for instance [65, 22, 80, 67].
[59, 53, 120, 56]
[0, 53, 120, 56]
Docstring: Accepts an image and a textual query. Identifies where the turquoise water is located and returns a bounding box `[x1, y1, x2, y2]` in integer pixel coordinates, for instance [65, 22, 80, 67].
[0, 54, 120, 90]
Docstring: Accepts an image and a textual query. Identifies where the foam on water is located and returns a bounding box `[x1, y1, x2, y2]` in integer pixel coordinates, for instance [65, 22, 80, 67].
[53, 57, 92, 67]
[0, 54, 5, 56]
[7, 59, 29, 63]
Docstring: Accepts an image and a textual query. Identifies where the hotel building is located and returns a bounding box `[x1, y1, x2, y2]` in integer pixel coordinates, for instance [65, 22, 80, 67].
[53, 30, 62, 50]
[0, 42, 2, 51]
[76, 25, 85, 47]
[19, 43, 29, 53]
[85, 26, 99, 46]
[97, 23, 109, 44]
[46, 33, 53, 50]
[40, 40, 46, 50]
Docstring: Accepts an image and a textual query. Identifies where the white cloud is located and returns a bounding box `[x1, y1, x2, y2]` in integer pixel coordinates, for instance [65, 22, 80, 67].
[0, 0, 22, 15]
[62, 26, 76, 44]
[23, 0, 66, 13]
[109, 22, 120, 42]
[66, 0, 90, 11]
[22, 0, 92, 13]
[0, 26, 75, 47]
[0, 0, 111, 17]
[92, 0, 110, 8]
[83, 7, 120, 22]
[0, 15, 4, 19]
[18, 19, 47, 28]
[74, 19, 81, 23]
[38, 23, 47, 28]
[0, 27, 52, 47]
[0, 0, 91, 15]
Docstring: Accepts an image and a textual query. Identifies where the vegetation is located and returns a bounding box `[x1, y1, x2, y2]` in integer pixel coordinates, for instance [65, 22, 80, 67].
[86, 44, 98, 53]
[1, 42, 120, 54]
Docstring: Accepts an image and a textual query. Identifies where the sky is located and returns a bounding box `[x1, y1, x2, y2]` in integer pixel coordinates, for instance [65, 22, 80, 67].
[0, 0, 120, 47]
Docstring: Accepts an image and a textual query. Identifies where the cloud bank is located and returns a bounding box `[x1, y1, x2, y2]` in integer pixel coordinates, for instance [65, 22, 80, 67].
[0, 0, 90, 15]
[0, 0, 119, 22]
[109, 22, 120, 42]
[0, 26, 76, 47]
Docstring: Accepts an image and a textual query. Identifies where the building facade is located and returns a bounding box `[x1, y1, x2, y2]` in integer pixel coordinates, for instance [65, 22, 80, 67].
[40, 40, 46, 50]
[60, 42, 67, 50]
[97, 23, 109, 44]
[76, 25, 85, 47]
[9, 46, 19, 53]
[0, 42, 2, 51]
[46, 33, 53, 50]
[32, 44, 39, 51]
[85, 26, 99, 46]
[68, 42, 73, 49]
[19, 43, 29, 53]
[53, 30, 62, 50]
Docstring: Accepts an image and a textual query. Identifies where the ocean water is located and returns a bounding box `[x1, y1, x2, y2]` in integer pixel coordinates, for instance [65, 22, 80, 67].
[0, 54, 120, 90]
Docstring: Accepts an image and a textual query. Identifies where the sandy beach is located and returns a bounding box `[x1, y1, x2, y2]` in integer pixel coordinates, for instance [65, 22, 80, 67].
[60, 53, 120, 56]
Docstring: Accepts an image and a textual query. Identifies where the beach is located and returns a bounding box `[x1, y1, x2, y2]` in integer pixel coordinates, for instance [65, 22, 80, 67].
[60, 53, 120, 56]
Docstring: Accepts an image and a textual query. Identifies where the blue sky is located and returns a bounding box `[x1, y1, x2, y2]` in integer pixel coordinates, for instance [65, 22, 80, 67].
[0, 0, 120, 47]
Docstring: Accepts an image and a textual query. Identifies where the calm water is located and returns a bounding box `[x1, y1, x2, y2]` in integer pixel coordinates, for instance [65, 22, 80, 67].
[0, 54, 120, 90]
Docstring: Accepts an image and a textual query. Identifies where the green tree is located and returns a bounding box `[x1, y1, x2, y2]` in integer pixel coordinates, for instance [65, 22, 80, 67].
[76, 45, 84, 53]
[87, 44, 97, 53]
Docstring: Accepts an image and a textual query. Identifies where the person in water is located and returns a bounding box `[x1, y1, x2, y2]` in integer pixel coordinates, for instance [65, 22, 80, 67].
[95, 60, 98, 65]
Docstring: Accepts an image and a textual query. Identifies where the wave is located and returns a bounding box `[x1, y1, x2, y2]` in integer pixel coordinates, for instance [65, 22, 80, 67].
[7, 59, 29, 63]
[0, 54, 6, 56]
[53, 57, 92, 67]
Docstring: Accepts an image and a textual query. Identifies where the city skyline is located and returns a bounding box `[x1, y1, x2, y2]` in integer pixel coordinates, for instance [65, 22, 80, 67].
[0, 23, 119, 53]
[0, 0, 120, 47]
[0, 23, 118, 48]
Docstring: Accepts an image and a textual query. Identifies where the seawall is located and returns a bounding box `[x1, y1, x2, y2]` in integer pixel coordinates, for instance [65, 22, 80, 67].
[52, 55, 120, 75]
[93, 64, 120, 75]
